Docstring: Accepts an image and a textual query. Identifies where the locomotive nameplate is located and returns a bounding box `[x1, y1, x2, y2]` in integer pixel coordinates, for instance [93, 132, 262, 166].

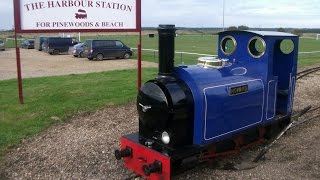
[229, 85, 248, 96]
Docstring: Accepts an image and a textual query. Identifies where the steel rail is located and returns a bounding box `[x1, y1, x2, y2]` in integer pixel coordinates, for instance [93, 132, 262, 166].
[297, 66, 320, 75]
[253, 106, 312, 163]
[297, 66, 320, 80]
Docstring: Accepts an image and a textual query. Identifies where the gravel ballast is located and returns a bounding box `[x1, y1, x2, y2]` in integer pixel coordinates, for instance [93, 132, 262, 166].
[0, 68, 319, 179]
[0, 48, 156, 80]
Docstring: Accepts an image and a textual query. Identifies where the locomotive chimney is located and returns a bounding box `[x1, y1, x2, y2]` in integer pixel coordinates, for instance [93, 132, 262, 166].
[157, 24, 176, 77]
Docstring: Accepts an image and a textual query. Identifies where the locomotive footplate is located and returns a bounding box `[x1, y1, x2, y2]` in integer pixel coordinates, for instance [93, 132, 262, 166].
[116, 133, 201, 180]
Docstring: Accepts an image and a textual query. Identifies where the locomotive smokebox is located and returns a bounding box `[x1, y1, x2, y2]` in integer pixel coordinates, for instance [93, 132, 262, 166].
[158, 24, 176, 77]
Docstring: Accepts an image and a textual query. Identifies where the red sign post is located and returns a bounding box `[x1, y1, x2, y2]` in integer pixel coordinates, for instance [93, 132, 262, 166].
[13, 0, 142, 104]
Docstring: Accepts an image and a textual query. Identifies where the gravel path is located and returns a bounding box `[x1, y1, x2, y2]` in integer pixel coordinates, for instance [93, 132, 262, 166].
[0, 67, 319, 180]
[0, 104, 138, 180]
[0, 48, 157, 80]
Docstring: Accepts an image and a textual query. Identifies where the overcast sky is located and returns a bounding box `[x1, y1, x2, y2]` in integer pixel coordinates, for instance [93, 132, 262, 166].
[1, 0, 320, 30]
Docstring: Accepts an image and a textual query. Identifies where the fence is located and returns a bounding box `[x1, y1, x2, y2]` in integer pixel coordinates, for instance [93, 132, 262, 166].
[6, 38, 25, 41]
[134, 48, 320, 66]
[133, 48, 217, 65]
[299, 51, 320, 54]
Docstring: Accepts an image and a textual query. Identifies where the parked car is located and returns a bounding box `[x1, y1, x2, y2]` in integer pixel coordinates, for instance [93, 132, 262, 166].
[69, 43, 85, 57]
[20, 39, 35, 49]
[0, 40, 5, 51]
[84, 39, 133, 60]
[42, 37, 78, 55]
[35, 36, 48, 51]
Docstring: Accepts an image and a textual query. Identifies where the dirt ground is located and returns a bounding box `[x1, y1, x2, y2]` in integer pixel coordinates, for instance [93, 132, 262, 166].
[0, 67, 319, 180]
[0, 48, 156, 80]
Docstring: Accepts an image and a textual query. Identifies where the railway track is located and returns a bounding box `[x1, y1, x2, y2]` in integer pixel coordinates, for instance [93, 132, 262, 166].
[297, 66, 320, 80]
[220, 66, 320, 170]
[252, 66, 320, 163]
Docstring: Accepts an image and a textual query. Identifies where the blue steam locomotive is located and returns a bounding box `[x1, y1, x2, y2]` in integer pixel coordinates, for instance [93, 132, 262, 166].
[115, 25, 299, 180]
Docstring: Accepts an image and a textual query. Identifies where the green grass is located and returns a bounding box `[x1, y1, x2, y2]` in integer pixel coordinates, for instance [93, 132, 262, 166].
[0, 68, 157, 158]
[4, 39, 23, 48]
[298, 53, 320, 67]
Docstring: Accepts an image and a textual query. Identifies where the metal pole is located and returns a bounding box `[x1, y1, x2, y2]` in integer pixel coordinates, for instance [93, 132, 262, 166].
[14, 29, 24, 104]
[223, 0, 225, 31]
[137, 0, 142, 90]
[138, 32, 142, 89]
[13, 0, 23, 104]
[78, 32, 81, 42]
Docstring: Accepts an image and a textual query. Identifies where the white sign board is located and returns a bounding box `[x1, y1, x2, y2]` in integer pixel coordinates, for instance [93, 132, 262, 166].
[14, 0, 140, 32]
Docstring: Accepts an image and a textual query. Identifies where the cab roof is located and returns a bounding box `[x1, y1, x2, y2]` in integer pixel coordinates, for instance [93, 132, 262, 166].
[219, 30, 297, 37]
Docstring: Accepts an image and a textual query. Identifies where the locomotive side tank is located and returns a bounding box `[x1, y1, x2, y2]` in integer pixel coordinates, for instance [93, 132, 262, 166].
[115, 25, 299, 180]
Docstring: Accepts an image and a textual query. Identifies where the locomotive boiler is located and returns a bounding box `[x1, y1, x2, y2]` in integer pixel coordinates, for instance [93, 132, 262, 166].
[115, 25, 299, 180]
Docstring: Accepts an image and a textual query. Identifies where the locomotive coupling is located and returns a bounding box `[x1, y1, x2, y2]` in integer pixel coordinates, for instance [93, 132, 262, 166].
[114, 146, 132, 160]
[142, 160, 162, 176]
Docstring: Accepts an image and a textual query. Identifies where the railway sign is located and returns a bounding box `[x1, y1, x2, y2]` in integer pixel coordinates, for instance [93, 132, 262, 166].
[13, 0, 142, 104]
[14, 0, 141, 32]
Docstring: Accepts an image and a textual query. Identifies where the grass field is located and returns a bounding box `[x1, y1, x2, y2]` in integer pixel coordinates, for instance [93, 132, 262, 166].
[4, 34, 320, 66]
[297, 38, 320, 66]
[78, 34, 320, 66]
[1, 33, 320, 159]
[0, 69, 157, 158]
[86, 35, 320, 65]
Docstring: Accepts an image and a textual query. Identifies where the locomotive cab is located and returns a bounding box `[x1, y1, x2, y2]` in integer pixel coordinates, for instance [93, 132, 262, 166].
[217, 31, 298, 119]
